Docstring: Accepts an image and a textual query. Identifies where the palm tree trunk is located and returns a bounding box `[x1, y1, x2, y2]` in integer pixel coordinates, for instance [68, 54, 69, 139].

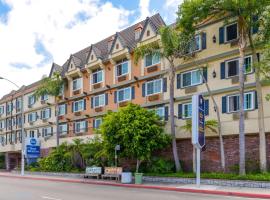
[248, 34, 267, 173]
[199, 70, 225, 171]
[238, 18, 247, 175]
[56, 102, 60, 146]
[169, 61, 181, 172]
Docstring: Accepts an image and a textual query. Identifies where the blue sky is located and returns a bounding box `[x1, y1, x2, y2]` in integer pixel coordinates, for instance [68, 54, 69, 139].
[0, 0, 182, 97]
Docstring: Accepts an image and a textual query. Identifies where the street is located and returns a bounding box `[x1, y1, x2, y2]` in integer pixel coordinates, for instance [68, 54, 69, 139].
[0, 176, 265, 200]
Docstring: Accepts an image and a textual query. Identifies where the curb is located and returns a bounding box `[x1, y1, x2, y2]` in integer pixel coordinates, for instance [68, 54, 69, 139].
[0, 174, 270, 199]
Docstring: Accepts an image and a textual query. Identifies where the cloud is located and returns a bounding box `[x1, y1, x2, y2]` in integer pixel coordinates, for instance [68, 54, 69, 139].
[163, 0, 183, 23]
[138, 0, 151, 20]
[0, 0, 132, 98]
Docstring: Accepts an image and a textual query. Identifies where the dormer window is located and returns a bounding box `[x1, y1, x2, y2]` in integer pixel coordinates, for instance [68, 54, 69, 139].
[92, 69, 103, 84]
[116, 59, 129, 77]
[116, 43, 119, 49]
[146, 30, 150, 37]
[135, 24, 143, 40]
[91, 55, 94, 61]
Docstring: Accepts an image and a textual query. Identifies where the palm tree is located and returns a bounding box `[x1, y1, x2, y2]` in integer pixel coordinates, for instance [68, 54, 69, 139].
[134, 26, 192, 172]
[35, 72, 64, 146]
[180, 119, 218, 172]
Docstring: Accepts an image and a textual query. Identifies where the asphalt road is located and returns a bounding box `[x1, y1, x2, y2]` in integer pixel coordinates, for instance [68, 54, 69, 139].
[0, 177, 264, 200]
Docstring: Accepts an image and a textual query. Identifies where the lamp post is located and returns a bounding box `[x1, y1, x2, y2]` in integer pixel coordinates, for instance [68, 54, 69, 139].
[0, 77, 25, 176]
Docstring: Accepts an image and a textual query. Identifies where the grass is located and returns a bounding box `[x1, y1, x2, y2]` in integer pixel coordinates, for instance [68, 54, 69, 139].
[144, 172, 270, 182]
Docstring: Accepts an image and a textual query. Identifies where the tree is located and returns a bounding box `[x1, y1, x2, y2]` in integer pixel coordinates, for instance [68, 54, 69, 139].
[134, 26, 192, 172]
[180, 119, 218, 172]
[177, 0, 270, 175]
[35, 72, 64, 146]
[100, 103, 170, 173]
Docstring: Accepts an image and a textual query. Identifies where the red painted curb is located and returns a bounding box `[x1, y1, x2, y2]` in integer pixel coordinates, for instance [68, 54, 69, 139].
[0, 174, 270, 199]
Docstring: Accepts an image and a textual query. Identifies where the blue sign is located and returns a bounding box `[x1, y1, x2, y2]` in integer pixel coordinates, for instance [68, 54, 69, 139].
[25, 138, 40, 159]
[198, 95, 205, 148]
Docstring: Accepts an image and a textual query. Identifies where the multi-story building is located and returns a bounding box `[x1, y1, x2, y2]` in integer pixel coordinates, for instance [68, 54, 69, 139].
[1, 13, 269, 171]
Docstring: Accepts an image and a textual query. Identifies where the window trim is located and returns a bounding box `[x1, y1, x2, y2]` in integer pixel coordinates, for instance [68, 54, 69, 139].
[91, 70, 104, 84]
[43, 126, 52, 137]
[182, 102, 192, 119]
[225, 55, 253, 78]
[152, 107, 165, 119]
[115, 61, 129, 77]
[74, 121, 87, 133]
[146, 79, 163, 96]
[41, 108, 51, 119]
[117, 87, 131, 103]
[0, 106, 4, 114]
[58, 104, 66, 116]
[226, 91, 255, 113]
[59, 123, 68, 135]
[28, 95, 36, 106]
[93, 94, 105, 108]
[72, 77, 82, 91]
[73, 99, 84, 112]
[29, 112, 37, 122]
[181, 69, 203, 88]
[144, 53, 161, 68]
[224, 22, 238, 43]
[94, 118, 102, 129]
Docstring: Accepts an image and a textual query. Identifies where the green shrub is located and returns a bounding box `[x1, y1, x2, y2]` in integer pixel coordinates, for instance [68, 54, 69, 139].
[141, 157, 175, 173]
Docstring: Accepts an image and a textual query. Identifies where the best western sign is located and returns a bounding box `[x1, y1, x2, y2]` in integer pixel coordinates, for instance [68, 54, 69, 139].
[25, 137, 40, 159]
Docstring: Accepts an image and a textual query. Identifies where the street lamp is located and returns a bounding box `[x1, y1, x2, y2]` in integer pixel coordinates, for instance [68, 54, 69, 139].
[0, 77, 25, 176]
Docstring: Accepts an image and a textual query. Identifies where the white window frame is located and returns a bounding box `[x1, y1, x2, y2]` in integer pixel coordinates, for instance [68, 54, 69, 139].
[182, 102, 192, 119]
[41, 94, 49, 101]
[59, 123, 68, 135]
[225, 55, 253, 78]
[73, 99, 84, 112]
[72, 78, 82, 91]
[7, 102, 12, 113]
[28, 95, 35, 106]
[144, 53, 161, 68]
[75, 121, 87, 133]
[0, 120, 5, 129]
[91, 70, 104, 84]
[153, 107, 165, 119]
[189, 34, 202, 53]
[29, 112, 37, 122]
[117, 87, 131, 103]
[41, 108, 51, 120]
[0, 106, 4, 114]
[181, 69, 203, 88]
[93, 94, 105, 108]
[115, 61, 129, 77]
[43, 127, 52, 137]
[146, 79, 163, 96]
[58, 104, 66, 116]
[227, 91, 255, 113]
[225, 23, 238, 42]
[94, 118, 102, 129]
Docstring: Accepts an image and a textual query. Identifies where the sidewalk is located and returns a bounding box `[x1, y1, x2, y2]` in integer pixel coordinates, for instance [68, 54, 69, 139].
[0, 172, 270, 199]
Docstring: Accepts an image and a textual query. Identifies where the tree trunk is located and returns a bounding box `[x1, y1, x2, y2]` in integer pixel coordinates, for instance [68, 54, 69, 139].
[169, 62, 181, 172]
[199, 70, 225, 171]
[238, 18, 247, 175]
[136, 159, 142, 173]
[248, 33, 267, 172]
[56, 102, 60, 146]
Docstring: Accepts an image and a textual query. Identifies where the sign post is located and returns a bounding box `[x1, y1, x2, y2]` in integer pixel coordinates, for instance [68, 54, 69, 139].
[192, 94, 205, 187]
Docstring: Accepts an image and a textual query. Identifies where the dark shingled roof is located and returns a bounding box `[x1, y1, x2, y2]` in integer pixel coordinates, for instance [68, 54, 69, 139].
[59, 13, 165, 75]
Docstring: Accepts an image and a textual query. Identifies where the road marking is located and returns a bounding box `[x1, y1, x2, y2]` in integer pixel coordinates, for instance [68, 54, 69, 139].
[41, 196, 62, 200]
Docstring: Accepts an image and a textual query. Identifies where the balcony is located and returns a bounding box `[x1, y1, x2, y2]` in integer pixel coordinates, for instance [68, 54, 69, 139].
[148, 94, 160, 102]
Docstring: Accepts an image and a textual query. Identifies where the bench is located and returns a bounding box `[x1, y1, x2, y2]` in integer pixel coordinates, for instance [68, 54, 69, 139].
[101, 167, 122, 181]
[84, 166, 102, 179]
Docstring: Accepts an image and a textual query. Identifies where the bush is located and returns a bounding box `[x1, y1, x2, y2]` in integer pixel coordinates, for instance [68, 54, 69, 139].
[0, 153, 5, 169]
[141, 157, 175, 173]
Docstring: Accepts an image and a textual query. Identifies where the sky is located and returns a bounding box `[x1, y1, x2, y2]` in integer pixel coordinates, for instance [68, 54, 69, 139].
[0, 0, 182, 98]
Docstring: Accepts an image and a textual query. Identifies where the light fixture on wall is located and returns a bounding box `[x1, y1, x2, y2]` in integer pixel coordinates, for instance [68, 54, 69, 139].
[212, 35, 216, 43]
[212, 70, 217, 78]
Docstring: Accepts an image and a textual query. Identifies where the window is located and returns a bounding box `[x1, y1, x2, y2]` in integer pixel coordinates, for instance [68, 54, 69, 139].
[94, 118, 102, 129]
[226, 56, 253, 78]
[225, 23, 238, 42]
[28, 95, 36, 106]
[59, 84, 64, 96]
[117, 87, 131, 102]
[28, 112, 37, 122]
[41, 108, 51, 119]
[42, 127, 52, 137]
[41, 94, 48, 101]
[181, 69, 202, 88]
[188, 34, 201, 53]
[154, 107, 165, 119]
[135, 29, 142, 40]
[0, 106, 4, 114]
[59, 123, 68, 135]
[0, 120, 5, 129]
[17, 116, 22, 126]
[116, 61, 129, 77]
[58, 104, 66, 116]
[0, 135, 5, 146]
[146, 79, 162, 96]
[72, 78, 82, 91]
[94, 94, 105, 108]
[75, 121, 87, 133]
[182, 103, 192, 119]
[92, 70, 103, 84]
[73, 100, 84, 112]
[227, 92, 254, 113]
[29, 130, 35, 138]
[16, 99, 21, 111]
[7, 102, 12, 113]
[145, 53, 160, 67]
